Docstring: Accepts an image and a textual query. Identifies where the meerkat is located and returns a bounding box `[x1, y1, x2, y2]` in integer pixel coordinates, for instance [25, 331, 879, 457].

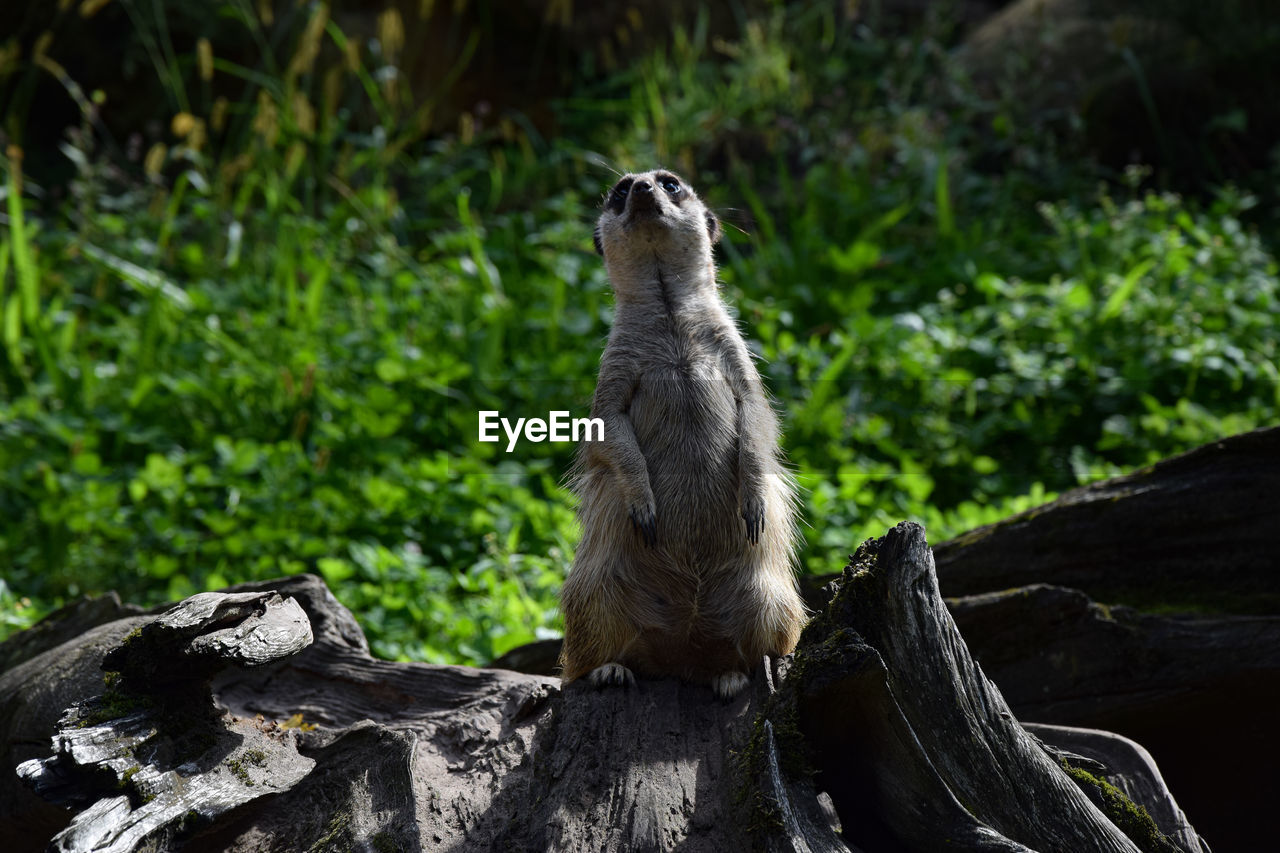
[558, 168, 806, 700]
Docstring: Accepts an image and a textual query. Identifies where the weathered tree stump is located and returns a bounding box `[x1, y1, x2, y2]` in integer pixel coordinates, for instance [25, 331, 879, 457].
[932, 426, 1280, 851]
[1, 523, 1208, 852]
[11, 591, 315, 853]
[777, 525, 1199, 853]
[735, 425, 1276, 852]
[932, 425, 1280, 614]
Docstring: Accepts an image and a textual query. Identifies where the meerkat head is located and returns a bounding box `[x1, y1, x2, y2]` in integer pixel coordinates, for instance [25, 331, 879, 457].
[593, 170, 722, 287]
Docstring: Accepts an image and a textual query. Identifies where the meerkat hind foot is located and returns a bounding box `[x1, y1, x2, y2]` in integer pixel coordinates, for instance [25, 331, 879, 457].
[587, 662, 636, 689]
[711, 671, 750, 701]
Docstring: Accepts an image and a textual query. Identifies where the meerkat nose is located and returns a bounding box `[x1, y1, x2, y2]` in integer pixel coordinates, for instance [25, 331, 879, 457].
[628, 180, 658, 215]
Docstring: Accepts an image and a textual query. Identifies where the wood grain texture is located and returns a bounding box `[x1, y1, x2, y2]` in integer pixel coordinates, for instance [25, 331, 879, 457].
[4, 545, 1209, 852]
[787, 523, 1205, 853]
[932, 425, 1280, 613]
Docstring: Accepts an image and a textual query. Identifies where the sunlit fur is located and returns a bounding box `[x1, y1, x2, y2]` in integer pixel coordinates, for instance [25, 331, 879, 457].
[559, 169, 806, 700]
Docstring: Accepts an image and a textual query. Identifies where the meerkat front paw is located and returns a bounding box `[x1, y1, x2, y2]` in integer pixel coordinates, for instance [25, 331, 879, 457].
[711, 671, 750, 700]
[588, 662, 637, 689]
[628, 499, 657, 547]
[740, 493, 765, 545]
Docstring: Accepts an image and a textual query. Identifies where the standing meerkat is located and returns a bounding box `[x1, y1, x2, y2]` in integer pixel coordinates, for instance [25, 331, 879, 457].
[559, 168, 806, 700]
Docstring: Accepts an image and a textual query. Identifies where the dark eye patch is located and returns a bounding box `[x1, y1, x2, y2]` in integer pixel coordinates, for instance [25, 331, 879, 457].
[658, 174, 682, 195]
[605, 178, 634, 214]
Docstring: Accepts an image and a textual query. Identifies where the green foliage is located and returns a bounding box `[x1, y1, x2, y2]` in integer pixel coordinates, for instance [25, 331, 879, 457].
[756, 172, 1278, 571]
[0, 139, 579, 661]
[1, 1, 1277, 661]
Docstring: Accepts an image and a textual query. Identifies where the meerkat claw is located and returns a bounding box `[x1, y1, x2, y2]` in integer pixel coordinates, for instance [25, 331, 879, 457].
[711, 671, 750, 700]
[742, 502, 764, 545]
[629, 504, 657, 547]
[588, 662, 637, 689]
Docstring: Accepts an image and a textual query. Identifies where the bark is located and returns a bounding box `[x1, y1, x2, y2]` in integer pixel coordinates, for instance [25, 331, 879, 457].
[760, 427, 1278, 853]
[947, 583, 1280, 724]
[2, 524, 1206, 853]
[1022, 725, 1204, 853]
[931, 425, 1280, 614]
[783, 525, 1196, 853]
[0, 592, 144, 675]
[491, 583, 1277, 852]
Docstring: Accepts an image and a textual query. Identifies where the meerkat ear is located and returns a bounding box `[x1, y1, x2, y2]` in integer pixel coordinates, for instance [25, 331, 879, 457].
[705, 210, 722, 244]
[593, 225, 604, 256]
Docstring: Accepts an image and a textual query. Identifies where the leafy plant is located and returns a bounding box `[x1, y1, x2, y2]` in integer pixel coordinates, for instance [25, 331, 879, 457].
[1, 1, 1276, 661]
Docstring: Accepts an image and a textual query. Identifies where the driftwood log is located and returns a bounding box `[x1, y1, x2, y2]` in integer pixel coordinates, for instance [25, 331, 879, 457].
[935, 426, 1280, 853]
[2, 522, 1211, 853]
[931, 426, 1280, 614]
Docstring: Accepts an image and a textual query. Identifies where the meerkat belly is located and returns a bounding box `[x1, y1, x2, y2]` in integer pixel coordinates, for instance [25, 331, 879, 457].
[630, 355, 741, 553]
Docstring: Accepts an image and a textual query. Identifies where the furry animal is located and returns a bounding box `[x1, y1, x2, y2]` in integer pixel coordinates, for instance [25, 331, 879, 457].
[559, 168, 806, 700]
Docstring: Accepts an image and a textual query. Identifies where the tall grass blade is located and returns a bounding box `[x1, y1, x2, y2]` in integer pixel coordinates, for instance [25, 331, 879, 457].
[0, 238, 20, 375]
[6, 168, 39, 324]
[3, 294, 21, 373]
[934, 155, 955, 239]
[81, 243, 193, 309]
[304, 251, 332, 325]
[1101, 257, 1156, 321]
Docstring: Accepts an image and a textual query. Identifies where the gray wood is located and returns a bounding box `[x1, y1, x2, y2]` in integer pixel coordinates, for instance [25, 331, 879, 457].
[785, 523, 1204, 853]
[931, 426, 1280, 614]
[1026, 724, 1205, 853]
[0, 592, 144, 674]
[13, 590, 317, 853]
[3, 533, 1207, 852]
[948, 583, 1280, 723]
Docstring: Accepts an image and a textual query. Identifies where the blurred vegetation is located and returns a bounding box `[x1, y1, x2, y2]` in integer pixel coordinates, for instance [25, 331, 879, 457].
[1, 0, 1277, 662]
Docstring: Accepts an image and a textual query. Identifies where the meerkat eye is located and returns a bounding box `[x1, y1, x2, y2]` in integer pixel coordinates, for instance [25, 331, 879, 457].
[660, 177, 681, 194]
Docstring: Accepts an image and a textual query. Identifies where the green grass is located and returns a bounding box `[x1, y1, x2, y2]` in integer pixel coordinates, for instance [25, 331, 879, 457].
[1, 1, 1277, 664]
